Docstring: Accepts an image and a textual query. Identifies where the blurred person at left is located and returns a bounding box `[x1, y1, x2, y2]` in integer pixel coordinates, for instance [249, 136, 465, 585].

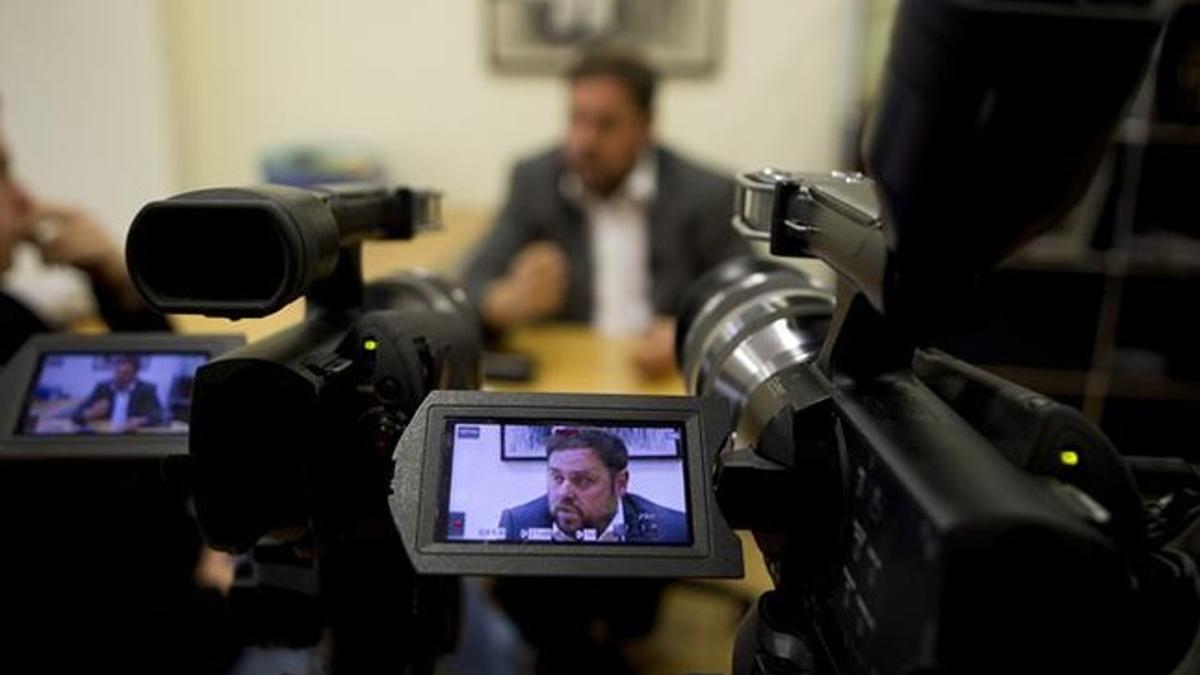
[0, 104, 239, 673]
[0, 106, 168, 365]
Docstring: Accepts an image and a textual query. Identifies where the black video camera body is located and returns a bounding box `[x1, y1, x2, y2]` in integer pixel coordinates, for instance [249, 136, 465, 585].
[672, 0, 1195, 672]
[126, 183, 483, 670]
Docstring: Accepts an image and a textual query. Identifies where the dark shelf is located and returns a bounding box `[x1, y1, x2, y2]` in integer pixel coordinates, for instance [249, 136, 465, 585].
[1009, 234, 1200, 276]
[1106, 373, 1200, 402]
[978, 364, 1200, 403]
[934, 24, 1200, 457]
[979, 365, 1089, 398]
[1120, 119, 1200, 145]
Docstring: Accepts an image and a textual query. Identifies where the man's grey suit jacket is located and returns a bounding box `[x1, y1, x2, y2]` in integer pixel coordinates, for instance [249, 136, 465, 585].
[463, 145, 751, 322]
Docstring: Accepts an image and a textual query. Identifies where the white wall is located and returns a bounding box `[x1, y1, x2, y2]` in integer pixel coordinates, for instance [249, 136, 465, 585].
[166, 0, 851, 207]
[0, 0, 176, 321]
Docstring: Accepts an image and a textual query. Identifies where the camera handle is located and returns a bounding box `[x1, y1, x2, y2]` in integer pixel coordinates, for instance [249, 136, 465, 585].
[305, 243, 366, 315]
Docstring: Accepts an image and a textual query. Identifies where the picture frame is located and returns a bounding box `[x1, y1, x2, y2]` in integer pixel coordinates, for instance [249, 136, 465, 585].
[501, 423, 683, 460]
[486, 0, 723, 77]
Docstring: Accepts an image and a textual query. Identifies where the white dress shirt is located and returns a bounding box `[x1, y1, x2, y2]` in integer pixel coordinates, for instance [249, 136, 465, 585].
[110, 385, 131, 428]
[562, 152, 657, 336]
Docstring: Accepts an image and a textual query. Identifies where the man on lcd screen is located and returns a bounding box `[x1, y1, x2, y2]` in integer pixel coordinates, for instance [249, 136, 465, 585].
[498, 428, 687, 543]
[72, 354, 164, 432]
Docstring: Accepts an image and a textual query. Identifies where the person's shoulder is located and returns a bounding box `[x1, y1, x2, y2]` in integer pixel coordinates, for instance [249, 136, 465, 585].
[656, 145, 733, 195]
[624, 493, 688, 542]
[626, 493, 685, 519]
[509, 145, 565, 183]
[0, 292, 49, 366]
[503, 495, 550, 524]
[0, 291, 46, 329]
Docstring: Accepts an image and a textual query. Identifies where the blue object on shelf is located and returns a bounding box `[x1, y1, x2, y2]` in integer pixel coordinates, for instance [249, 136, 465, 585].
[261, 142, 387, 187]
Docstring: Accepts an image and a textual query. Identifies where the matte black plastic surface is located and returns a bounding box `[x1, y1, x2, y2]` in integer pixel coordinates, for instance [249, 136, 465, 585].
[127, 186, 341, 318]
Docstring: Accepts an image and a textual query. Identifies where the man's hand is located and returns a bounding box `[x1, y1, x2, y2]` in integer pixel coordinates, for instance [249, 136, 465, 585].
[117, 417, 148, 434]
[79, 398, 110, 422]
[482, 241, 569, 328]
[23, 202, 122, 277]
[195, 547, 235, 595]
[631, 316, 677, 379]
[21, 200, 145, 310]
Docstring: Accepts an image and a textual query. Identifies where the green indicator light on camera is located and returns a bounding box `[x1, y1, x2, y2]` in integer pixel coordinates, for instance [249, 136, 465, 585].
[363, 339, 379, 352]
[1060, 450, 1080, 467]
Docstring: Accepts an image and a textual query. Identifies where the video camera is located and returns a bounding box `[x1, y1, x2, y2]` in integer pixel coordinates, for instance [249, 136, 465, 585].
[125, 183, 486, 670]
[125, 183, 747, 671]
[670, 1, 1198, 673]
[123, 178, 747, 665]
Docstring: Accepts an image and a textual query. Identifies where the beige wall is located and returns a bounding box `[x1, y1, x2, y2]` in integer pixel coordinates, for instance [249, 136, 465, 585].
[166, 0, 854, 209]
[1, 0, 176, 321]
[1, 0, 176, 239]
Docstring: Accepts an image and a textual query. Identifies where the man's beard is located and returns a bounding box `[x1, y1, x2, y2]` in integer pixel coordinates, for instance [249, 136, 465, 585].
[553, 503, 584, 533]
[552, 495, 616, 535]
[569, 155, 625, 199]
[581, 171, 622, 198]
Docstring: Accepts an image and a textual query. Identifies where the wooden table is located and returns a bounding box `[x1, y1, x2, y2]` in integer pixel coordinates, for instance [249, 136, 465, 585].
[487, 324, 686, 395]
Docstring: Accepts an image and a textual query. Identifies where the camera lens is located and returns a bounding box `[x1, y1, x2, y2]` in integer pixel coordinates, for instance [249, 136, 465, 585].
[677, 257, 834, 446]
[365, 269, 481, 336]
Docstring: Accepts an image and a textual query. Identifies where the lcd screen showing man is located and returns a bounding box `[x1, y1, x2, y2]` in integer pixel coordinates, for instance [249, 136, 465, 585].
[441, 422, 690, 545]
[18, 352, 207, 435]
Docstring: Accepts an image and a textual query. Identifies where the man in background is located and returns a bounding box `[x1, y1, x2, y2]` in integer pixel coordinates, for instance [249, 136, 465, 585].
[73, 354, 165, 432]
[463, 46, 749, 377]
[0, 108, 168, 365]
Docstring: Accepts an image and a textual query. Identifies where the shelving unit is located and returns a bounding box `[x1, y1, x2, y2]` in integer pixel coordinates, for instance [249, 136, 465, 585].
[931, 5, 1200, 459]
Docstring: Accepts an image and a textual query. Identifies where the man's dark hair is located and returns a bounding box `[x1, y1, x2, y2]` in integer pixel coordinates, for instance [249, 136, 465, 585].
[566, 46, 659, 115]
[546, 428, 629, 474]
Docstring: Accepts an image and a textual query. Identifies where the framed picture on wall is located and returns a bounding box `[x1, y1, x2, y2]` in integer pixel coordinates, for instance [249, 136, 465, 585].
[486, 0, 723, 77]
[501, 424, 683, 460]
